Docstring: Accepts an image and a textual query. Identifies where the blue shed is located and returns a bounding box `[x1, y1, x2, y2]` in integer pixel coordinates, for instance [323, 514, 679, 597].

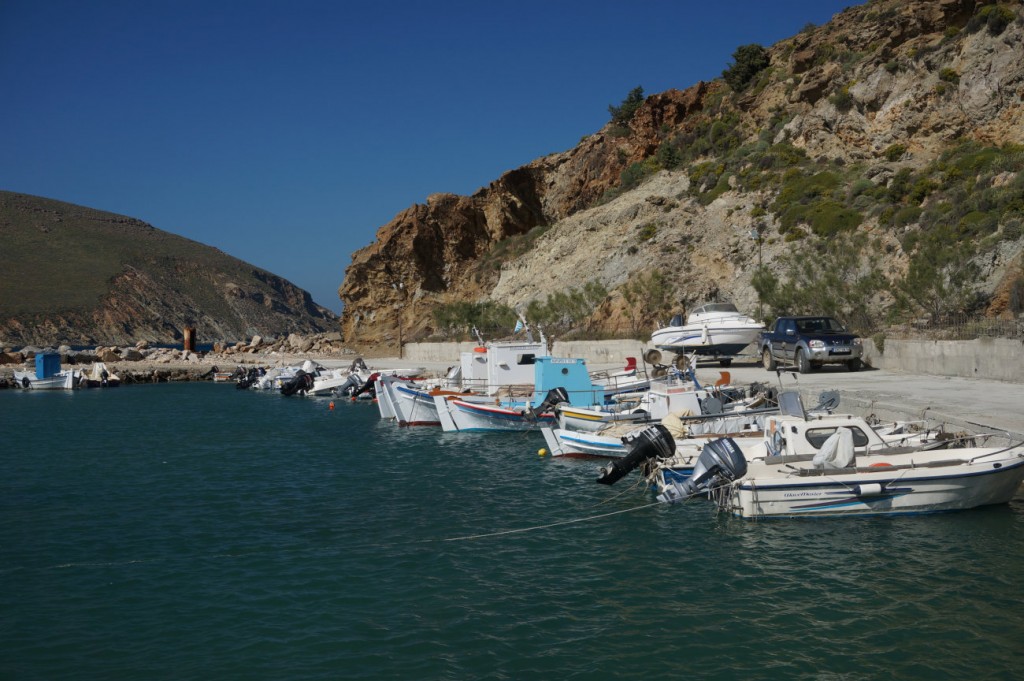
[532, 357, 603, 407]
[36, 352, 62, 379]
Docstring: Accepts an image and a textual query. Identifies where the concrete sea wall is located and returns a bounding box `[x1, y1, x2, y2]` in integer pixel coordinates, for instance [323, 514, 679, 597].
[861, 337, 1024, 383]
[405, 337, 1024, 383]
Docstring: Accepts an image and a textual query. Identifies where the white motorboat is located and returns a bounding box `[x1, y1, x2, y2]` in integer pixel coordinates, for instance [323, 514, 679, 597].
[80, 362, 120, 388]
[650, 303, 764, 364]
[652, 391, 1024, 518]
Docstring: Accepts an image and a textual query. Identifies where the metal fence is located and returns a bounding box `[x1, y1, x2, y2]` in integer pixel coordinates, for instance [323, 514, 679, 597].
[882, 314, 1024, 341]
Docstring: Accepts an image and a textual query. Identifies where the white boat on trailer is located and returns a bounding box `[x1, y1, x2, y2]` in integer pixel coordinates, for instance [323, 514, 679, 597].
[650, 303, 764, 366]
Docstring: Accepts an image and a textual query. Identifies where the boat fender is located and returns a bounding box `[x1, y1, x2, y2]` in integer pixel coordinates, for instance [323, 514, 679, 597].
[853, 483, 884, 496]
[22, 376, 30, 388]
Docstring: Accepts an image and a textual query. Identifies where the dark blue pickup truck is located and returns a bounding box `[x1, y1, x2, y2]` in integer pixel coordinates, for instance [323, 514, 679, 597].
[758, 315, 863, 373]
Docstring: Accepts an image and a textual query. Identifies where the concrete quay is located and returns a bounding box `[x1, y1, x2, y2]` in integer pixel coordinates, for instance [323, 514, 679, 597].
[358, 339, 1024, 443]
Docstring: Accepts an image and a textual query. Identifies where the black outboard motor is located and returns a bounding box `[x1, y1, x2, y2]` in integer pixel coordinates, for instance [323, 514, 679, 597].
[522, 387, 570, 421]
[350, 372, 380, 399]
[596, 424, 676, 485]
[537, 386, 569, 412]
[280, 370, 314, 396]
[658, 437, 748, 503]
[236, 367, 257, 389]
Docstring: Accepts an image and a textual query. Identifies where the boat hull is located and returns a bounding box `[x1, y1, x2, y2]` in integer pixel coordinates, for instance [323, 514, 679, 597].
[556, 405, 649, 432]
[651, 324, 762, 356]
[439, 398, 554, 432]
[727, 454, 1024, 519]
[14, 370, 79, 390]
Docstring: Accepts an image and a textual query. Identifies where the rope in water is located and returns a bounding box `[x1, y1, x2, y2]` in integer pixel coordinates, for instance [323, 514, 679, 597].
[434, 500, 665, 542]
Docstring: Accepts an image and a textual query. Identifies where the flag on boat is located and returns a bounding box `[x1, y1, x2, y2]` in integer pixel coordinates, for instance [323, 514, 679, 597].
[514, 319, 524, 333]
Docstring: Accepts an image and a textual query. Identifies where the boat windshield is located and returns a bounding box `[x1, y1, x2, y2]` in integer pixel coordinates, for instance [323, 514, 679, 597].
[695, 303, 739, 315]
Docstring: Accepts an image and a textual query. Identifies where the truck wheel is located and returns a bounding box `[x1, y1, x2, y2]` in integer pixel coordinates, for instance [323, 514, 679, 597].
[762, 348, 776, 371]
[796, 349, 811, 374]
[847, 358, 862, 372]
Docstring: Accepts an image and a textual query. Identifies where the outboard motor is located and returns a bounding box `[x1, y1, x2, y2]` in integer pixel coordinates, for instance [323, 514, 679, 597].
[236, 367, 258, 389]
[523, 387, 570, 421]
[280, 370, 314, 396]
[596, 424, 676, 485]
[337, 373, 362, 397]
[658, 437, 747, 503]
[351, 372, 380, 399]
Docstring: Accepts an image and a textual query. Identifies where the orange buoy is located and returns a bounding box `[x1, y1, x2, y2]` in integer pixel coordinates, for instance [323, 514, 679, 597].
[329, 401, 335, 411]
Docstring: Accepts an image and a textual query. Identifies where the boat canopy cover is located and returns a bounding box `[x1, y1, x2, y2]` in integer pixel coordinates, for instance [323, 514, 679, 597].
[812, 427, 855, 469]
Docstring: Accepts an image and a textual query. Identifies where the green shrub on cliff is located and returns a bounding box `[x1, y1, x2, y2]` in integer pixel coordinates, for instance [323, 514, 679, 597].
[608, 86, 645, 128]
[431, 301, 517, 340]
[722, 44, 770, 92]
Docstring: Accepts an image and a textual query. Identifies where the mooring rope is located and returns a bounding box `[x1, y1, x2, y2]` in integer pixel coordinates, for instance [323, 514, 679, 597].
[433, 500, 665, 542]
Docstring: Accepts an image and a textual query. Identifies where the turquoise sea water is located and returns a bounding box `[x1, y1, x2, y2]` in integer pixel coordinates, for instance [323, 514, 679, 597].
[3, 383, 1024, 680]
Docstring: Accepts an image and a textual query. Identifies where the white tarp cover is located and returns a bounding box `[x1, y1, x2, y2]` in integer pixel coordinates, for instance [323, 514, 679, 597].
[812, 427, 855, 469]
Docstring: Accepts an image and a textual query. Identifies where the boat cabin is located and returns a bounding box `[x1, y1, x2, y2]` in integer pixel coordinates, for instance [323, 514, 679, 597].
[763, 392, 903, 458]
[459, 339, 547, 395]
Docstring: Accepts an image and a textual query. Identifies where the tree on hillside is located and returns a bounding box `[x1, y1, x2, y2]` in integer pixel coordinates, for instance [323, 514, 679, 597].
[608, 86, 645, 127]
[722, 44, 770, 92]
[620, 270, 672, 338]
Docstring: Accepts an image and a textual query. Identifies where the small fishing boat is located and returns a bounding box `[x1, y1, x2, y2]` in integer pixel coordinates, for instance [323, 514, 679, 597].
[80, 362, 120, 388]
[13, 352, 81, 390]
[433, 357, 600, 432]
[375, 374, 494, 426]
[543, 366, 776, 457]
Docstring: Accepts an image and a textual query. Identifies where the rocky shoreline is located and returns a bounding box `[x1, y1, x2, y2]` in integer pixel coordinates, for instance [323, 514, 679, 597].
[0, 332, 387, 388]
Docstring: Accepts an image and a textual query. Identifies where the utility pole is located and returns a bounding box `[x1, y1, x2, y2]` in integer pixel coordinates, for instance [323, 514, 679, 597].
[391, 282, 404, 359]
[750, 224, 765, 321]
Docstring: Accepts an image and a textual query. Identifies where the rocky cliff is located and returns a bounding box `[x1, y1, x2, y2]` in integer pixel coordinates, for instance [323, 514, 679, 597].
[0, 192, 337, 346]
[339, 0, 1024, 345]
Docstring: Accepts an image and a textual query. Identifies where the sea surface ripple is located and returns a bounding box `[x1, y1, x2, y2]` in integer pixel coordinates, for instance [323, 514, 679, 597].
[2, 383, 1023, 680]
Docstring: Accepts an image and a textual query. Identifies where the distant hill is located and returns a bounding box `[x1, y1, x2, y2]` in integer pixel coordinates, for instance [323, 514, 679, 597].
[339, 0, 1024, 345]
[0, 191, 337, 346]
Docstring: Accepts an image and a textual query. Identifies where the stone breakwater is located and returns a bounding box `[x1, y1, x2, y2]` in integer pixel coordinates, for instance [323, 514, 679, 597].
[0, 332, 367, 388]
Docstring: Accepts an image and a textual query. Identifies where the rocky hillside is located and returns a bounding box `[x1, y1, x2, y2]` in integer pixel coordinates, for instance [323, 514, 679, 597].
[0, 192, 337, 346]
[340, 0, 1024, 345]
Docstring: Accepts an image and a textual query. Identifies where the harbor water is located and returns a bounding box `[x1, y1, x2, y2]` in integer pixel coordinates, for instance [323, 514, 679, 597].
[3, 383, 1023, 680]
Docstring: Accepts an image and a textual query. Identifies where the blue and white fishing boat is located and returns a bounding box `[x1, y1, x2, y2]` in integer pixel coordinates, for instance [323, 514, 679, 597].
[434, 356, 605, 433]
[13, 352, 80, 390]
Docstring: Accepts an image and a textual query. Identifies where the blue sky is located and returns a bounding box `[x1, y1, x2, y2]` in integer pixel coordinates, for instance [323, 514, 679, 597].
[1, 1, 859, 313]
